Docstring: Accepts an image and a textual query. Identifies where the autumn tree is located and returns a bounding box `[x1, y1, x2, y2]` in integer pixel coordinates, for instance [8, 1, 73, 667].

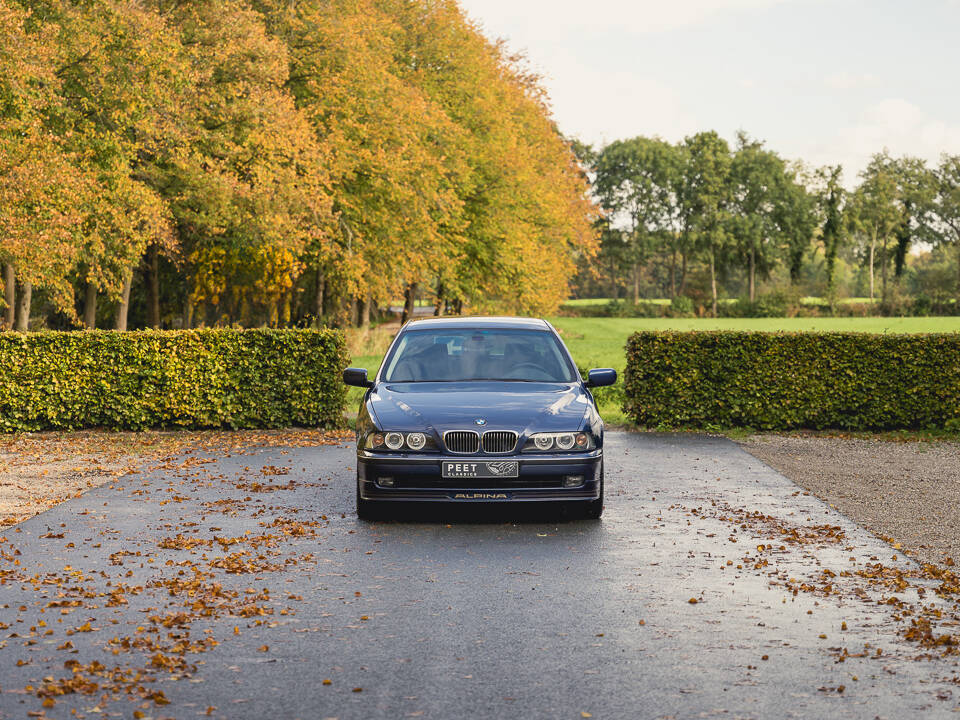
[0, 0, 91, 330]
[253, 0, 467, 324]
[144, 0, 333, 328]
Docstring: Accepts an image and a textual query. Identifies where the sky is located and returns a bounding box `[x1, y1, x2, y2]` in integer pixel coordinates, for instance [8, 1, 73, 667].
[456, 0, 960, 183]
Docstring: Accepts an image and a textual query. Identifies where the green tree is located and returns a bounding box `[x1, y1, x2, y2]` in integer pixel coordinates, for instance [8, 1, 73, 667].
[776, 165, 818, 287]
[680, 131, 732, 316]
[815, 165, 846, 303]
[850, 152, 903, 302]
[729, 133, 788, 301]
[929, 155, 960, 305]
[888, 156, 936, 282]
[593, 137, 679, 302]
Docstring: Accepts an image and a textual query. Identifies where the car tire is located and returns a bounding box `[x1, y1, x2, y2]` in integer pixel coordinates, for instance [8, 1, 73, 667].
[356, 475, 383, 521]
[583, 464, 604, 519]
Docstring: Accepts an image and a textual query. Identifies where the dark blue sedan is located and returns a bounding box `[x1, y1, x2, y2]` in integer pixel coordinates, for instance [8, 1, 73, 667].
[343, 317, 616, 519]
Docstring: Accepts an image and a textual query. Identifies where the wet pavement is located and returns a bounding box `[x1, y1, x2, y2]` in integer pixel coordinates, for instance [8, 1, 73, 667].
[1, 432, 959, 719]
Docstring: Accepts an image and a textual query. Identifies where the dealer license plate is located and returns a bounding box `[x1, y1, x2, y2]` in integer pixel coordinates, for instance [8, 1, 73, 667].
[442, 460, 519, 479]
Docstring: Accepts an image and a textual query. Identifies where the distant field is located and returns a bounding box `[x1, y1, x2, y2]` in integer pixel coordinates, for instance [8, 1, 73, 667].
[563, 297, 881, 307]
[563, 297, 671, 306]
[345, 315, 960, 425]
[551, 315, 960, 366]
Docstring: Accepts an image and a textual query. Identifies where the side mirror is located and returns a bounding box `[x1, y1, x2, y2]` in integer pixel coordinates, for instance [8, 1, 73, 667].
[586, 368, 617, 388]
[343, 367, 374, 388]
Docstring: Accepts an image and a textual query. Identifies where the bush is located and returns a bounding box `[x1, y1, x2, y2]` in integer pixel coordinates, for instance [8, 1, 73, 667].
[0, 329, 349, 432]
[623, 331, 960, 430]
[577, 364, 625, 414]
[668, 295, 695, 318]
[722, 291, 800, 319]
[557, 300, 668, 318]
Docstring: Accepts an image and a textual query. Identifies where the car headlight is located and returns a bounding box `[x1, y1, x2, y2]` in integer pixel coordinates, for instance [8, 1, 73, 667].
[524, 432, 594, 452]
[365, 431, 434, 452]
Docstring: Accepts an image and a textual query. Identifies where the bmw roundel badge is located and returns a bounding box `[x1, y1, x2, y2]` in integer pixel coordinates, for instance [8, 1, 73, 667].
[475, 418, 487, 426]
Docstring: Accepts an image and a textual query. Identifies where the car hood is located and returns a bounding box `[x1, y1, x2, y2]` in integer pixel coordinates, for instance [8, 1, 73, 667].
[367, 381, 592, 435]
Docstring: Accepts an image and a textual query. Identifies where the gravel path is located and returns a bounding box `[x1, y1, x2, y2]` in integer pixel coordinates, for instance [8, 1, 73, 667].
[738, 435, 960, 567]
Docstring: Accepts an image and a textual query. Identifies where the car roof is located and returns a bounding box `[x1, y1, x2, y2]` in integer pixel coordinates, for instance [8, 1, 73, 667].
[402, 316, 552, 331]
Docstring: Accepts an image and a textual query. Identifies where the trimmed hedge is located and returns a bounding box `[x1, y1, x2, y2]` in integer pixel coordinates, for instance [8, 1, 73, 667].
[0, 329, 349, 432]
[623, 331, 960, 430]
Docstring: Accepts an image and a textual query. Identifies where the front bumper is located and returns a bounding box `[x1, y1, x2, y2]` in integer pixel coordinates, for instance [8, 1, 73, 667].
[357, 449, 602, 503]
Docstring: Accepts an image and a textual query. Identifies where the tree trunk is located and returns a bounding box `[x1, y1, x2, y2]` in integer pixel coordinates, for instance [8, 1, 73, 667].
[631, 264, 640, 304]
[869, 233, 876, 302]
[956, 241, 960, 309]
[669, 250, 677, 299]
[314, 266, 325, 325]
[15, 279, 31, 331]
[184, 295, 194, 329]
[356, 295, 367, 328]
[402, 283, 417, 324]
[881, 236, 889, 302]
[147, 245, 160, 328]
[268, 298, 279, 327]
[84, 282, 98, 329]
[749, 245, 756, 303]
[434, 280, 445, 316]
[678, 252, 688, 296]
[115, 268, 133, 330]
[2, 264, 14, 330]
[360, 294, 371, 328]
[709, 248, 718, 318]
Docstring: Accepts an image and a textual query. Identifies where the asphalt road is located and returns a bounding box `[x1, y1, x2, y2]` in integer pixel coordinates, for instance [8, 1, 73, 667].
[2, 432, 960, 719]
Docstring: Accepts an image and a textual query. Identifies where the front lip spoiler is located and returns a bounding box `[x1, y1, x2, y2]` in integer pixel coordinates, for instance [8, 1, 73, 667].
[360, 490, 599, 502]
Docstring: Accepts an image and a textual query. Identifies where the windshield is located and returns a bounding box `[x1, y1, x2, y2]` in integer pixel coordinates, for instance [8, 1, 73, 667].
[382, 329, 577, 383]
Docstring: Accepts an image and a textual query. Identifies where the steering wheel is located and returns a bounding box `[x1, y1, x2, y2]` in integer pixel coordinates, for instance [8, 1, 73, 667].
[504, 363, 552, 380]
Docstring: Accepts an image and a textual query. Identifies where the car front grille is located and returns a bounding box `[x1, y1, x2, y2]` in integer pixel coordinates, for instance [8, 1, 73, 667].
[444, 430, 480, 454]
[482, 431, 517, 454]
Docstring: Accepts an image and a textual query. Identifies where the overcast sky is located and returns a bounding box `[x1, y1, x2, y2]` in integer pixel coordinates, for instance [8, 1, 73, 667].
[456, 0, 960, 183]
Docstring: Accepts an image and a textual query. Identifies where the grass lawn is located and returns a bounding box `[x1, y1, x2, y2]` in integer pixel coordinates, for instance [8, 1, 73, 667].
[345, 316, 960, 427]
[563, 296, 889, 307]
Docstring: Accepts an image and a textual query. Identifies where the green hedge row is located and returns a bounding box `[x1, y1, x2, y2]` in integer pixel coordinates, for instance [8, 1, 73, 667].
[0, 329, 349, 432]
[623, 331, 960, 430]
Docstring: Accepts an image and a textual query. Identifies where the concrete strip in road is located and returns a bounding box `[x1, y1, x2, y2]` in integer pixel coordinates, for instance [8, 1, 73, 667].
[0, 432, 958, 719]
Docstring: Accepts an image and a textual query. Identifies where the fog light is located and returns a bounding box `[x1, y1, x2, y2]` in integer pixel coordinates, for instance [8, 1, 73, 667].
[378, 477, 395, 488]
[563, 475, 583, 488]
